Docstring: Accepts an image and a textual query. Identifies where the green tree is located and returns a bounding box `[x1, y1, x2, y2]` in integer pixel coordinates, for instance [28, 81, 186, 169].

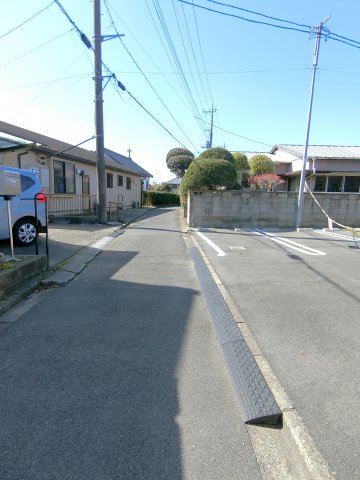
[198, 147, 235, 164]
[233, 152, 249, 171]
[249, 154, 274, 175]
[166, 147, 194, 177]
[179, 158, 237, 194]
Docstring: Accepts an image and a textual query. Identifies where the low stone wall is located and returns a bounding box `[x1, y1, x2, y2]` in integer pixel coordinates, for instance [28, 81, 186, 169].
[187, 190, 360, 228]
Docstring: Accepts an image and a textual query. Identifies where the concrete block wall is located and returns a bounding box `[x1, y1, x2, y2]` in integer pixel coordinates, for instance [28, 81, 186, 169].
[188, 190, 360, 228]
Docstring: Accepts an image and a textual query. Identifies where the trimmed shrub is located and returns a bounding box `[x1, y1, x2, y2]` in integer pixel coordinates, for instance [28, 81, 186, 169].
[233, 152, 249, 171]
[198, 147, 235, 164]
[249, 154, 274, 175]
[166, 147, 194, 177]
[142, 191, 180, 206]
[179, 158, 237, 193]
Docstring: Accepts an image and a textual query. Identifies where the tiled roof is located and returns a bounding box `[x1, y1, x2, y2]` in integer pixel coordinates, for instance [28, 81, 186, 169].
[272, 145, 360, 159]
[104, 148, 152, 178]
[0, 121, 151, 177]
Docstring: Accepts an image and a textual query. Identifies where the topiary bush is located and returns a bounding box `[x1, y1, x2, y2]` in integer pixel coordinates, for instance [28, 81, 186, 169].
[198, 147, 235, 164]
[166, 147, 194, 177]
[179, 158, 237, 194]
[249, 154, 274, 175]
[142, 191, 180, 206]
[233, 152, 249, 171]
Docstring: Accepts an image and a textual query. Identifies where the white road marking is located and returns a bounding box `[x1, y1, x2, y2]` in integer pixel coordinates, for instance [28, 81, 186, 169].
[195, 231, 226, 256]
[313, 229, 354, 241]
[253, 229, 326, 256]
[91, 236, 114, 250]
[229, 246, 246, 250]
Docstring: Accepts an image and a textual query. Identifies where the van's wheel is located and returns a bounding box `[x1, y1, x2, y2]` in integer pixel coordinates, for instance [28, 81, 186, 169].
[13, 218, 37, 246]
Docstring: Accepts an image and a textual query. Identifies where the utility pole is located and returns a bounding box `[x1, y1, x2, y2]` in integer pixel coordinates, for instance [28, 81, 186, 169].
[94, 0, 107, 223]
[204, 105, 216, 148]
[295, 16, 330, 230]
[127, 148, 132, 158]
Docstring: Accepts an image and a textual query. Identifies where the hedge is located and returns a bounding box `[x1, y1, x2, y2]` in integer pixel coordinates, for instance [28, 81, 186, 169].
[142, 191, 180, 206]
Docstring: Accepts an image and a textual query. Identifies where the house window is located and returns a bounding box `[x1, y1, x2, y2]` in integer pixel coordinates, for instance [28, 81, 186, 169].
[314, 176, 326, 192]
[54, 160, 75, 193]
[107, 173, 113, 188]
[327, 176, 343, 192]
[126, 176, 131, 190]
[117, 175, 123, 187]
[344, 176, 360, 192]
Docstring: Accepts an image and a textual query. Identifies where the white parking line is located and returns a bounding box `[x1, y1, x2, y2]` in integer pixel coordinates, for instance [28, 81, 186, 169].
[253, 229, 326, 256]
[313, 229, 354, 241]
[195, 231, 226, 256]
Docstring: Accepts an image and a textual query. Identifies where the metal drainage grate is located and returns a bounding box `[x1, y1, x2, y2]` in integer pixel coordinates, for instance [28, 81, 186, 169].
[188, 246, 282, 425]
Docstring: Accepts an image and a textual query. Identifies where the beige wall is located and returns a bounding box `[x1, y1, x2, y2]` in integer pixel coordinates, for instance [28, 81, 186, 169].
[0, 148, 142, 208]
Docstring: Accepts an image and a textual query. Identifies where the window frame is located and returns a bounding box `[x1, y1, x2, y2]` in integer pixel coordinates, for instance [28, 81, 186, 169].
[54, 159, 75, 194]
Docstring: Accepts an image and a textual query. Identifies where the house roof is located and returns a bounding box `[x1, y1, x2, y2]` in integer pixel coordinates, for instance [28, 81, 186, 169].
[166, 177, 181, 186]
[271, 144, 360, 159]
[104, 148, 152, 178]
[0, 121, 152, 178]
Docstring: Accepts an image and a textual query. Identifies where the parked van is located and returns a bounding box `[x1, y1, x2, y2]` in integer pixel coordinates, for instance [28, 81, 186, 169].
[0, 166, 46, 246]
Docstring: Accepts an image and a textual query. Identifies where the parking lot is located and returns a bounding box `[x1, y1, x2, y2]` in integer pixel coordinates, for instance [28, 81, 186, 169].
[192, 226, 360, 479]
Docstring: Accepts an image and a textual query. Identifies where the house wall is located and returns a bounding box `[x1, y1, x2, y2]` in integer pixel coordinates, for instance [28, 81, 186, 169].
[0, 149, 142, 210]
[188, 190, 360, 228]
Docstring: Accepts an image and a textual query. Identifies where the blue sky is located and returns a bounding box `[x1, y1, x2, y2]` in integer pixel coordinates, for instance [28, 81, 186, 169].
[1, 1, 360, 182]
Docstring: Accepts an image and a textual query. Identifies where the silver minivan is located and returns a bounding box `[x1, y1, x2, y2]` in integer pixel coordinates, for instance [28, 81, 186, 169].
[0, 166, 46, 246]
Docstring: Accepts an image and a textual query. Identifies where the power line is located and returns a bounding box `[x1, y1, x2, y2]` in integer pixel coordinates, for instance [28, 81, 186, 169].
[191, 2, 214, 105]
[204, 0, 311, 29]
[177, 0, 311, 34]
[149, 0, 207, 131]
[181, 0, 360, 51]
[103, 1, 203, 120]
[174, 0, 210, 108]
[195, 116, 273, 147]
[0, 29, 73, 68]
[103, 0, 199, 151]
[0, 2, 54, 40]
[52, 0, 195, 150]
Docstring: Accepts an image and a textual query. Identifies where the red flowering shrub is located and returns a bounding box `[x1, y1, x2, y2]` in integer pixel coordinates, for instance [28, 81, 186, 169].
[249, 173, 285, 191]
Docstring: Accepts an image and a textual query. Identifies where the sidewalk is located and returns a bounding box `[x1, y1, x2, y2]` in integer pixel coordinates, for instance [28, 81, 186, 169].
[0, 208, 152, 315]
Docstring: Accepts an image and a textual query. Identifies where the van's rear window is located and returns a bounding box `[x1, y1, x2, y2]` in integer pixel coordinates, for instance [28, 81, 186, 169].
[20, 175, 35, 192]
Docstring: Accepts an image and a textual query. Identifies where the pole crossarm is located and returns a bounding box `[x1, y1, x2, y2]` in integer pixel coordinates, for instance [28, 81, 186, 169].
[100, 34, 124, 42]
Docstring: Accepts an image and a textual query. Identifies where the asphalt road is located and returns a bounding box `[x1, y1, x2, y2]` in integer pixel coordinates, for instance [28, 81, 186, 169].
[192, 226, 360, 480]
[0, 208, 262, 480]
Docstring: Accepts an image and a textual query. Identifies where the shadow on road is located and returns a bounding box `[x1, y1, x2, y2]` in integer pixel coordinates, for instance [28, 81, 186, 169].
[0, 248, 196, 479]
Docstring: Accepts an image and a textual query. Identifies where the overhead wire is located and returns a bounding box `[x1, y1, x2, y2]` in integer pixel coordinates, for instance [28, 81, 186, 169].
[180, 0, 360, 50]
[0, 2, 54, 40]
[177, 0, 311, 34]
[149, 0, 207, 132]
[101, 1, 199, 118]
[103, 0, 199, 151]
[0, 29, 73, 68]
[204, 0, 312, 29]
[195, 116, 273, 147]
[175, 0, 211, 108]
[52, 0, 192, 149]
[191, 1, 214, 105]
[171, 0, 207, 110]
